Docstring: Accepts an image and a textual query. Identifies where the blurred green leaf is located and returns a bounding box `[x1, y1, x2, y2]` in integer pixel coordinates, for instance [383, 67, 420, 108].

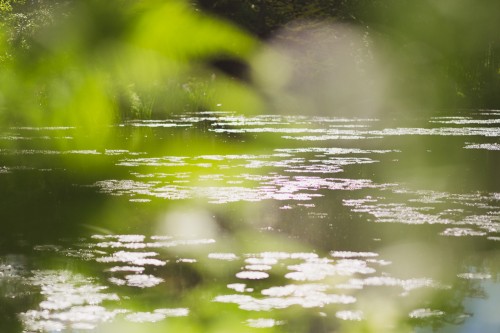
[0, 0, 259, 134]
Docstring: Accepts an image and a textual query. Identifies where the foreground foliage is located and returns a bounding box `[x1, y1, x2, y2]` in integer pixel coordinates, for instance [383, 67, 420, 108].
[0, 0, 259, 131]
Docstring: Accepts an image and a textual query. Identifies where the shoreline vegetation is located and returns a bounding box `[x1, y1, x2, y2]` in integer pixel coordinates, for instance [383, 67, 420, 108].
[0, 0, 498, 126]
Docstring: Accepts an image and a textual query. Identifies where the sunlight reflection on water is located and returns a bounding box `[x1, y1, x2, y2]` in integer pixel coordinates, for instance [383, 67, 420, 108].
[343, 189, 500, 238]
[409, 308, 445, 319]
[28, 233, 453, 328]
[246, 318, 285, 328]
[2, 110, 500, 331]
[20, 270, 122, 331]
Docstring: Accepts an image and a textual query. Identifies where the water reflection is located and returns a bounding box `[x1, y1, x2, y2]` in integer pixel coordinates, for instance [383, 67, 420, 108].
[0, 110, 499, 331]
[95, 176, 383, 204]
[344, 188, 500, 239]
[22, 231, 467, 332]
[19, 266, 190, 331]
[246, 318, 285, 328]
[464, 143, 500, 151]
[20, 270, 122, 331]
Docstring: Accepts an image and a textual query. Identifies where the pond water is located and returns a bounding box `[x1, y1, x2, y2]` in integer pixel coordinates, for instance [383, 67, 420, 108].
[1, 110, 499, 332]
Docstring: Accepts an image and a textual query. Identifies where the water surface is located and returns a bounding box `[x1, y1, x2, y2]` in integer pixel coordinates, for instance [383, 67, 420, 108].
[1, 110, 499, 332]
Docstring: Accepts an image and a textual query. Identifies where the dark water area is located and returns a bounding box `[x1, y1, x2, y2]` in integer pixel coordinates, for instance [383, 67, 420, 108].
[0, 110, 499, 332]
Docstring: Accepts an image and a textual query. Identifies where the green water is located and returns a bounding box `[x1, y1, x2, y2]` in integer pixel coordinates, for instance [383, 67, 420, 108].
[1, 110, 499, 332]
